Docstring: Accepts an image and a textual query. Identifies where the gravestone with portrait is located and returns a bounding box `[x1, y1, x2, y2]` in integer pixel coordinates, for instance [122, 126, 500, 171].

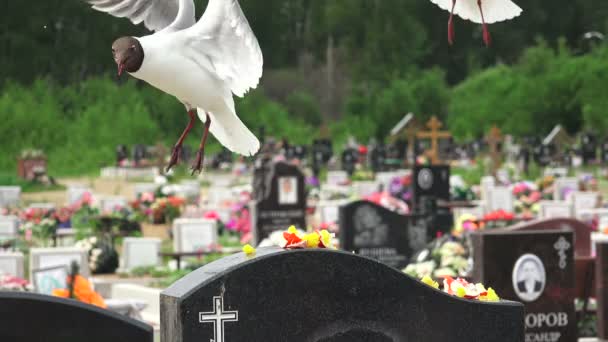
[412, 165, 450, 209]
[161, 248, 525, 342]
[339, 201, 439, 269]
[0, 292, 153, 342]
[412, 165, 453, 234]
[472, 228, 575, 342]
[252, 161, 306, 245]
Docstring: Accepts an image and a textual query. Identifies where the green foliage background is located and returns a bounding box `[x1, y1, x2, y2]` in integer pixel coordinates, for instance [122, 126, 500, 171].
[2, 0, 608, 175]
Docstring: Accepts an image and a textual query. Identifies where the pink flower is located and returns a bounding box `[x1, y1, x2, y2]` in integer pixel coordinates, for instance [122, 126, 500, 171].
[204, 211, 220, 220]
[81, 192, 93, 206]
[140, 192, 155, 203]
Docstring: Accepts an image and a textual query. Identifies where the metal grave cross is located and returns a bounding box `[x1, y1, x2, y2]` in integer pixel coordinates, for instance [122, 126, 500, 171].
[199, 296, 239, 342]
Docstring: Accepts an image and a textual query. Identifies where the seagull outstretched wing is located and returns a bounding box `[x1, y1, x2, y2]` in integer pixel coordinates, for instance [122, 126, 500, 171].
[83, 0, 196, 33]
[184, 0, 264, 97]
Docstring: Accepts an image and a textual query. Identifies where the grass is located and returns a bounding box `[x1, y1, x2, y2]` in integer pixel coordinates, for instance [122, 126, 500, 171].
[0, 172, 66, 193]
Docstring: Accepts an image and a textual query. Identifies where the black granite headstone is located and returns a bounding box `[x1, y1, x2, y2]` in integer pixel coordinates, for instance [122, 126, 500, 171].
[133, 144, 146, 165]
[370, 144, 387, 173]
[0, 292, 153, 342]
[161, 248, 524, 342]
[601, 140, 608, 165]
[472, 228, 575, 342]
[339, 200, 439, 269]
[252, 161, 306, 244]
[341, 148, 357, 176]
[412, 165, 450, 209]
[581, 133, 597, 164]
[116, 145, 128, 165]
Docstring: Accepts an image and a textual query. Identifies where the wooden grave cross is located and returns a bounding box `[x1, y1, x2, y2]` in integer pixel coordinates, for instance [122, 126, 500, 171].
[416, 116, 451, 165]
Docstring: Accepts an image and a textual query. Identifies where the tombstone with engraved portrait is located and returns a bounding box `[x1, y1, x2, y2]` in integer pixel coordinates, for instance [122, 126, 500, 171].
[252, 161, 306, 245]
[412, 165, 450, 210]
[340, 201, 427, 269]
[472, 228, 575, 342]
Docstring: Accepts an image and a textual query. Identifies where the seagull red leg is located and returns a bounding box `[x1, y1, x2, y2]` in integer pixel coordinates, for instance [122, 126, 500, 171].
[191, 113, 211, 175]
[166, 109, 196, 172]
[477, 0, 491, 46]
[448, 0, 457, 45]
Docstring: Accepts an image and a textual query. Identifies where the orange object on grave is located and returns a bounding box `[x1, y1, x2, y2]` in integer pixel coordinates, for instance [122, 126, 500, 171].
[52, 275, 106, 309]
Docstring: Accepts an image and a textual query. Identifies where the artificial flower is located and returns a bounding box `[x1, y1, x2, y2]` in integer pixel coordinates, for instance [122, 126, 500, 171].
[421, 275, 439, 289]
[242, 244, 256, 256]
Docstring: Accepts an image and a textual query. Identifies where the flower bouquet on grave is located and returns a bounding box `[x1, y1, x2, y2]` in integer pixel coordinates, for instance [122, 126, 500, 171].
[21, 218, 58, 247]
[71, 197, 101, 240]
[52, 262, 106, 308]
[420, 275, 500, 302]
[150, 196, 185, 224]
[255, 226, 337, 250]
[403, 235, 471, 280]
[482, 210, 516, 229]
[0, 274, 31, 292]
[452, 214, 483, 238]
[75, 236, 119, 274]
[512, 181, 541, 216]
[451, 185, 476, 202]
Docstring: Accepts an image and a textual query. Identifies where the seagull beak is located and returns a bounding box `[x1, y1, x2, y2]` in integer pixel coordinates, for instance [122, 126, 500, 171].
[117, 63, 125, 77]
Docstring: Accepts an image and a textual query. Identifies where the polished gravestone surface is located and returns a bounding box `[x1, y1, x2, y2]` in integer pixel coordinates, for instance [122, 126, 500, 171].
[412, 165, 450, 209]
[472, 228, 575, 342]
[161, 248, 524, 342]
[0, 292, 153, 342]
[340, 200, 424, 269]
[251, 161, 306, 244]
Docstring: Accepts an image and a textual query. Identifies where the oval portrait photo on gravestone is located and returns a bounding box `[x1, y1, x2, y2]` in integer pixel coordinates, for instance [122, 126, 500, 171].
[512, 254, 546, 302]
[417, 168, 434, 190]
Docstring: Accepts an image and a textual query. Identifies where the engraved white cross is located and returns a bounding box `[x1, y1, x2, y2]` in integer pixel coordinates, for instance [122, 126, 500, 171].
[554, 236, 571, 270]
[199, 296, 238, 342]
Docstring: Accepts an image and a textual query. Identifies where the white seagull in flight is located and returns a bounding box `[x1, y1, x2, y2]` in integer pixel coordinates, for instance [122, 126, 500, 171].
[430, 0, 522, 46]
[82, 0, 263, 174]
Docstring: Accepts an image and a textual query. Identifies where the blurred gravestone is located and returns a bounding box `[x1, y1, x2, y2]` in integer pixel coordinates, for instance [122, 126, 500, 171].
[339, 201, 449, 269]
[341, 148, 357, 177]
[0, 292, 153, 342]
[252, 161, 306, 245]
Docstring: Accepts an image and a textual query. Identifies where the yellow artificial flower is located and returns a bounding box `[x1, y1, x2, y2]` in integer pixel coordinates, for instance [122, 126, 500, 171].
[303, 233, 321, 248]
[480, 288, 500, 302]
[319, 230, 332, 248]
[456, 286, 466, 298]
[242, 244, 256, 256]
[288, 226, 297, 234]
[421, 275, 439, 289]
